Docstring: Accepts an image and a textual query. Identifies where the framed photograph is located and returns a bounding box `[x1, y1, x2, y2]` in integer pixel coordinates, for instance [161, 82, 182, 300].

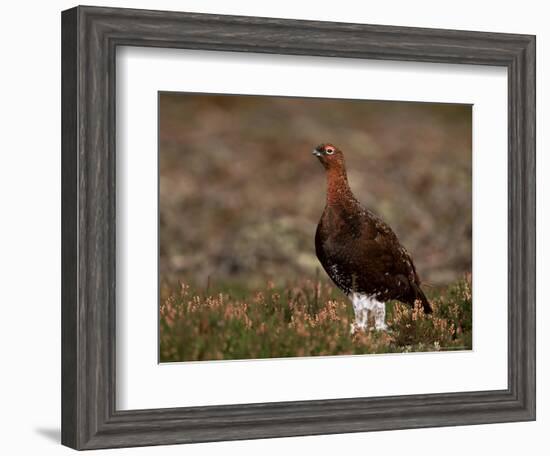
[61, 5, 535, 450]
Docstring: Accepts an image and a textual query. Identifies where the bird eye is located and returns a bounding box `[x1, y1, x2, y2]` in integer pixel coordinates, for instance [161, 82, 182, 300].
[326, 148, 334, 155]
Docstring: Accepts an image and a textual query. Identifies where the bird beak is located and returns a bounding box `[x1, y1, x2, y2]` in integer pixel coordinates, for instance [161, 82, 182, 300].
[312, 149, 322, 157]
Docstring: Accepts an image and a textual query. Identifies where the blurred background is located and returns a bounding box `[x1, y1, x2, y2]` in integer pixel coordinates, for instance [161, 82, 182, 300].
[159, 93, 471, 290]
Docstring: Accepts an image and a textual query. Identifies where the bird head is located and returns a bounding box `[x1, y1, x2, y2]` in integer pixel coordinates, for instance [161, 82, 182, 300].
[312, 143, 345, 170]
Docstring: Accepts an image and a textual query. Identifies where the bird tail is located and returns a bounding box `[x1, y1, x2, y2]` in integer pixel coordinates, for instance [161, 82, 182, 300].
[413, 283, 432, 314]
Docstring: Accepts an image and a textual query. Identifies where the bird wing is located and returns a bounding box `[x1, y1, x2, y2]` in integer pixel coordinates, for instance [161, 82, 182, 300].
[316, 204, 421, 301]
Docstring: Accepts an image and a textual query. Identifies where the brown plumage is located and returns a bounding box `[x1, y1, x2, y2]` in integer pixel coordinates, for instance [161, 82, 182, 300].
[313, 143, 431, 331]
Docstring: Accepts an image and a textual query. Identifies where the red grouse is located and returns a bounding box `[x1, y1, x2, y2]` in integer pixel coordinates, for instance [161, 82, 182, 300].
[313, 143, 432, 333]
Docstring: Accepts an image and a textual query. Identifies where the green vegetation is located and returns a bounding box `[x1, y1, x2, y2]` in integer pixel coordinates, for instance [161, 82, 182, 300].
[159, 276, 472, 362]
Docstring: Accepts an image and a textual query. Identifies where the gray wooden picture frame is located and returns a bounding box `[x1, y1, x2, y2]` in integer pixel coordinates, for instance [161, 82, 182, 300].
[61, 5, 536, 450]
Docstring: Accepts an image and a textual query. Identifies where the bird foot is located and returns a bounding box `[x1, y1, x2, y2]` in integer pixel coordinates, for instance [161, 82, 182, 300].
[350, 322, 369, 335]
[351, 322, 389, 335]
[350, 323, 366, 335]
[373, 323, 389, 332]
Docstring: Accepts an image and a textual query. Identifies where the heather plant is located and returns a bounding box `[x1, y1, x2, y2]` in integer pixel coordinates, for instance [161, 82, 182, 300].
[159, 276, 472, 362]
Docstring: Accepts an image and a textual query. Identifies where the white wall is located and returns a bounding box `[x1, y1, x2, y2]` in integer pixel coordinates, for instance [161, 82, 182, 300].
[0, 1, 546, 454]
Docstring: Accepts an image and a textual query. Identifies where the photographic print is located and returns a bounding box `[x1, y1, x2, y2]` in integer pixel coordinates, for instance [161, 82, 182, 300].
[159, 93, 472, 363]
[61, 8, 535, 448]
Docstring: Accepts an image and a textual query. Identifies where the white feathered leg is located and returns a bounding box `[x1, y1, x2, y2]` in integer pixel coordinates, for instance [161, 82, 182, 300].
[372, 298, 388, 331]
[349, 293, 369, 334]
[349, 293, 388, 333]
